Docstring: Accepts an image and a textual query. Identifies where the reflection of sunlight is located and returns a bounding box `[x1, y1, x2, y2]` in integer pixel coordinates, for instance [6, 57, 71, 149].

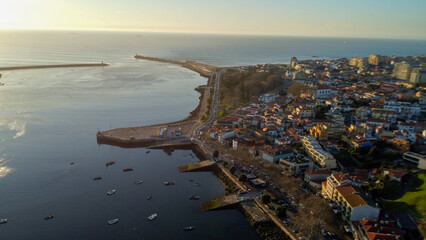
[0, 117, 28, 140]
[0, 155, 13, 178]
[8, 120, 26, 139]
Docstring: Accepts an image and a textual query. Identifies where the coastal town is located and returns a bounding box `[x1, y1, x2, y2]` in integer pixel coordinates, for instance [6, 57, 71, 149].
[97, 54, 426, 240]
[202, 54, 426, 240]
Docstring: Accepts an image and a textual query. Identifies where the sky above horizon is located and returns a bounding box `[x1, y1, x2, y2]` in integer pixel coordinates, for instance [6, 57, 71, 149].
[1, 0, 426, 40]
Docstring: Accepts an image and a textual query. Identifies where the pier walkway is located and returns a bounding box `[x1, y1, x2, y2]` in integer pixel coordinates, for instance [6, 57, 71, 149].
[177, 160, 216, 172]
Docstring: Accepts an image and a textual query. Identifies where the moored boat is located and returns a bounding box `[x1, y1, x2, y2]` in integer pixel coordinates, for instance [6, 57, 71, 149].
[183, 226, 194, 231]
[107, 189, 116, 195]
[134, 180, 143, 185]
[146, 194, 152, 200]
[147, 213, 157, 221]
[93, 176, 102, 180]
[146, 150, 150, 154]
[123, 168, 134, 172]
[189, 195, 200, 200]
[44, 215, 54, 220]
[0, 219, 7, 224]
[107, 218, 119, 225]
[164, 181, 175, 186]
[105, 161, 116, 167]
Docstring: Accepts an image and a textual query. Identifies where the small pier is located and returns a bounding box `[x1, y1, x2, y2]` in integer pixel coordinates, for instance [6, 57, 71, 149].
[201, 194, 240, 211]
[177, 160, 216, 172]
[201, 192, 254, 211]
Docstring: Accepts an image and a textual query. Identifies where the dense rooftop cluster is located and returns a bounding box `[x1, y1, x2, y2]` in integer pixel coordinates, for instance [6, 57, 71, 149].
[208, 54, 425, 239]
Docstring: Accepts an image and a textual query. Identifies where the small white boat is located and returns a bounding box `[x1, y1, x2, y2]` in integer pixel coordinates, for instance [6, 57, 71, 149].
[134, 180, 143, 185]
[0, 219, 7, 224]
[147, 213, 157, 221]
[107, 189, 116, 196]
[183, 226, 194, 231]
[107, 218, 119, 225]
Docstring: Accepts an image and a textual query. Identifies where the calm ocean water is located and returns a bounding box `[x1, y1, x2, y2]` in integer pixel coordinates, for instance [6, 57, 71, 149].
[0, 30, 425, 239]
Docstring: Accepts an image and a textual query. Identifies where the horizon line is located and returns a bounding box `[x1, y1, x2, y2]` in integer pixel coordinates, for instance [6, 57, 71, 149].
[1, 26, 426, 41]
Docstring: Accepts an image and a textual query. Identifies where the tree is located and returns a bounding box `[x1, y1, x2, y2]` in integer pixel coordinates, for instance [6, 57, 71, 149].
[238, 174, 247, 182]
[223, 161, 228, 167]
[261, 194, 271, 204]
[275, 206, 287, 219]
[229, 166, 236, 175]
[213, 150, 219, 158]
[288, 83, 308, 98]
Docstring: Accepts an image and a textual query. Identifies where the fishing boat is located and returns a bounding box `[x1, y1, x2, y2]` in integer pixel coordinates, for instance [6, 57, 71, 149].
[107, 189, 116, 196]
[93, 176, 102, 180]
[189, 195, 200, 200]
[0, 219, 7, 224]
[134, 180, 143, 185]
[44, 215, 54, 220]
[107, 218, 119, 225]
[147, 213, 157, 221]
[146, 194, 152, 200]
[183, 226, 194, 231]
[105, 161, 116, 167]
[123, 168, 134, 172]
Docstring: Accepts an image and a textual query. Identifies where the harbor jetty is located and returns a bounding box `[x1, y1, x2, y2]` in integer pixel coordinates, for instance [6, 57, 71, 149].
[0, 63, 108, 71]
[97, 55, 220, 148]
[134, 54, 216, 77]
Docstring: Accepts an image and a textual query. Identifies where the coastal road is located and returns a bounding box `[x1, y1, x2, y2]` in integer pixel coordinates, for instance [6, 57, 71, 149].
[192, 69, 224, 139]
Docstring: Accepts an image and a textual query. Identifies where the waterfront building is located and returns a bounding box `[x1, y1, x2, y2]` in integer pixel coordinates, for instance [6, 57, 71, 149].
[322, 172, 351, 199]
[301, 136, 336, 169]
[334, 185, 380, 222]
[322, 173, 380, 222]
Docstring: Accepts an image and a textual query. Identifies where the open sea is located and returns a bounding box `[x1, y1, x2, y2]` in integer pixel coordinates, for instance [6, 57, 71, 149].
[0, 30, 425, 240]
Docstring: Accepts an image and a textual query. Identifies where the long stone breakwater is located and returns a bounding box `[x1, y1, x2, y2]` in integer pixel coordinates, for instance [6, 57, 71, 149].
[0, 63, 108, 71]
[97, 55, 218, 148]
